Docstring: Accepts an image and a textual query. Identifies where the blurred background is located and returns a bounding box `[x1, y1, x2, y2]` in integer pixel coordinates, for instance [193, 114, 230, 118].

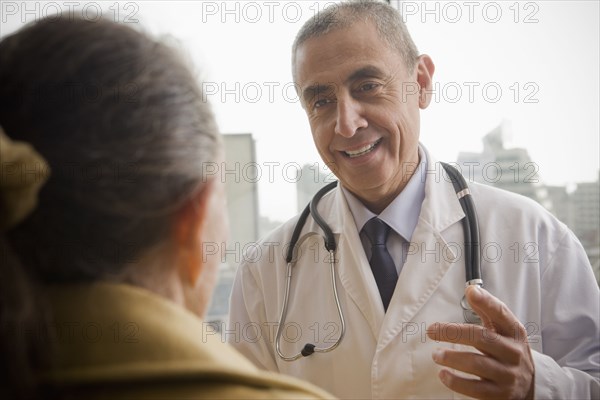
[2, 0, 598, 323]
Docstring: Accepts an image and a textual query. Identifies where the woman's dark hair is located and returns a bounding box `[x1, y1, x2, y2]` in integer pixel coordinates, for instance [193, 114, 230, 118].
[0, 16, 220, 399]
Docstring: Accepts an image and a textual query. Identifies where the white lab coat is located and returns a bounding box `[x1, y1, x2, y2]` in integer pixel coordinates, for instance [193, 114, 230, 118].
[228, 151, 600, 399]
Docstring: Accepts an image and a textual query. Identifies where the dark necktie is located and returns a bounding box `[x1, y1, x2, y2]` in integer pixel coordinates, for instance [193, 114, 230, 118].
[363, 217, 398, 311]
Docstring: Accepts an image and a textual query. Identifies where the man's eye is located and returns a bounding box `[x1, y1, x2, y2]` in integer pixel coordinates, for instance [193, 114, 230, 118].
[359, 83, 379, 92]
[313, 98, 330, 109]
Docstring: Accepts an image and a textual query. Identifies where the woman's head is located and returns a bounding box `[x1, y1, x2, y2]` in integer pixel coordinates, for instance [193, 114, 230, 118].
[0, 16, 225, 312]
[0, 15, 228, 399]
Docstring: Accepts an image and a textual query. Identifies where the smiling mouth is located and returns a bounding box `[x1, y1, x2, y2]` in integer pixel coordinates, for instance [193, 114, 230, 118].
[343, 138, 382, 158]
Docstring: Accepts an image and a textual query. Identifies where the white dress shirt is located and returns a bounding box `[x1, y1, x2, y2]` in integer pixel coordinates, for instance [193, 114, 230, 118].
[341, 146, 427, 275]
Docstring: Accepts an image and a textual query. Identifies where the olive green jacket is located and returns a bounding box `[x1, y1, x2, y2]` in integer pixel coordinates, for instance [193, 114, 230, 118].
[41, 282, 333, 399]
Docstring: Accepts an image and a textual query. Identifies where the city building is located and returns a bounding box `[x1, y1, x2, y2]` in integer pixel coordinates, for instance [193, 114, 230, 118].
[571, 174, 600, 281]
[206, 133, 259, 323]
[457, 123, 599, 284]
[457, 123, 549, 208]
[572, 178, 600, 246]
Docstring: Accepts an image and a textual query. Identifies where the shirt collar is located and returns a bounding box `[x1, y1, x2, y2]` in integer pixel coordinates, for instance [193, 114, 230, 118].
[341, 146, 427, 241]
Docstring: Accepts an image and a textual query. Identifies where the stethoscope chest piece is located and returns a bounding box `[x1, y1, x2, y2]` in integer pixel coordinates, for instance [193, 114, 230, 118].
[460, 278, 484, 324]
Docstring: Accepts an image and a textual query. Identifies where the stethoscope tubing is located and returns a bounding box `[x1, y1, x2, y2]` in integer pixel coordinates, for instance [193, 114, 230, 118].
[441, 162, 481, 282]
[277, 181, 345, 361]
[277, 163, 483, 360]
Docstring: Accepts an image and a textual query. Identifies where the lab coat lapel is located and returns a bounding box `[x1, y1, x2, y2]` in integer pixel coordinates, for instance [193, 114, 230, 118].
[330, 188, 385, 340]
[378, 152, 466, 349]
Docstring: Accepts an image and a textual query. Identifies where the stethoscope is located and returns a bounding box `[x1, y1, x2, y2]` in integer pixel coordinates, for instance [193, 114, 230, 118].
[275, 162, 483, 362]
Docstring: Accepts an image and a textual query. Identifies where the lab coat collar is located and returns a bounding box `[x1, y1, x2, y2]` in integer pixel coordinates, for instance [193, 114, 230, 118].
[341, 145, 427, 242]
[378, 146, 467, 349]
[318, 146, 467, 344]
[416, 145, 466, 232]
[327, 145, 463, 235]
[325, 145, 465, 244]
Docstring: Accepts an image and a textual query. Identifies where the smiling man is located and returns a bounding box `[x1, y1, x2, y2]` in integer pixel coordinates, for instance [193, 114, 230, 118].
[294, 18, 432, 214]
[228, 1, 600, 399]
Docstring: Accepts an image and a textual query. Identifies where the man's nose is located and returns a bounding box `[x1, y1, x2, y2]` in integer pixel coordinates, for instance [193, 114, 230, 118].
[334, 97, 367, 137]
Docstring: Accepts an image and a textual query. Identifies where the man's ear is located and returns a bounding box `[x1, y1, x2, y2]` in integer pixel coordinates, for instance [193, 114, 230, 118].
[416, 54, 435, 109]
[173, 180, 215, 287]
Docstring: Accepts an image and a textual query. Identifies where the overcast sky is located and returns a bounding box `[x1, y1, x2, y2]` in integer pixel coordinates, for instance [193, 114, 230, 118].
[2, 0, 598, 222]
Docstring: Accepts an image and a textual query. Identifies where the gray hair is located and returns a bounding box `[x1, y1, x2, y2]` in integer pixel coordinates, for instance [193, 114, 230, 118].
[0, 16, 221, 282]
[292, 0, 420, 77]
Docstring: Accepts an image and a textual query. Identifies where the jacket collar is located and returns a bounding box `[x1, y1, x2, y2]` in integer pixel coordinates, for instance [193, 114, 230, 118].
[41, 282, 257, 384]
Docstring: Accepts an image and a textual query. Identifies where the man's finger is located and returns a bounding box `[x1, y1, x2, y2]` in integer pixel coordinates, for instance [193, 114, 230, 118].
[466, 286, 527, 341]
[432, 348, 513, 383]
[436, 368, 499, 399]
[427, 322, 521, 363]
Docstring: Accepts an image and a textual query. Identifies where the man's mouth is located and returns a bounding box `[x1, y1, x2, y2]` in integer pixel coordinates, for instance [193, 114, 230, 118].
[343, 138, 382, 158]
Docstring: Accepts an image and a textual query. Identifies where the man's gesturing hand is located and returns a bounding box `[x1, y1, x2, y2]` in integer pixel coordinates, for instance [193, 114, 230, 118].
[427, 286, 535, 399]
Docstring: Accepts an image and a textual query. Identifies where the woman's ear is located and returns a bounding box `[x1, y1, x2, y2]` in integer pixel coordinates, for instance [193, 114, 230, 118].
[173, 179, 216, 287]
[171, 177, 228, 318]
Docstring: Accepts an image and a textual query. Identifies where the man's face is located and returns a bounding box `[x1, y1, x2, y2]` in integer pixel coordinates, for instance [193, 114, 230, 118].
[294, 21, 434, 212]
